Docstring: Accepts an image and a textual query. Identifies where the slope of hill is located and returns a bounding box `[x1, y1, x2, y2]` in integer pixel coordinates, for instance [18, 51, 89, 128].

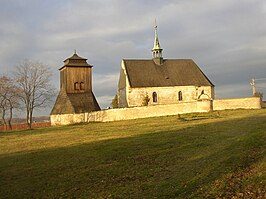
[0, 109, 265, 198]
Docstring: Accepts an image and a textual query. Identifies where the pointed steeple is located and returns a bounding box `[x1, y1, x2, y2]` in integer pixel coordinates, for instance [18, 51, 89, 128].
[152, 20, 163, 65]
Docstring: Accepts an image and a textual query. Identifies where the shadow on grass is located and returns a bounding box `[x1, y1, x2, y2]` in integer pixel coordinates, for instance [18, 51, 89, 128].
[0, 115, 265, 198]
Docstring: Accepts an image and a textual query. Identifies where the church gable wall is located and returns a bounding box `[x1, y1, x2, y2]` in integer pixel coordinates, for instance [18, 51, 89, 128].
[117, 67, 128, 108]
[118, 68, 126, 89]
[118, 88, 127, 108]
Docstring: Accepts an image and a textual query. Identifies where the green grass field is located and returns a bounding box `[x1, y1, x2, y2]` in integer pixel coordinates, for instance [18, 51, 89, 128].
[0, 109, 265, 198]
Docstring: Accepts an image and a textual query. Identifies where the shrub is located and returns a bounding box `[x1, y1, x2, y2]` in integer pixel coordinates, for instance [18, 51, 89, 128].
[254, 92, 263, 100]
[142, 93, 150, 106]
[111, 94, 119, 108]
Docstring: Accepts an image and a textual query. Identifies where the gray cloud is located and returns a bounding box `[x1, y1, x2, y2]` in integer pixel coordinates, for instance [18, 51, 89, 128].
[0, 0, 266, 115]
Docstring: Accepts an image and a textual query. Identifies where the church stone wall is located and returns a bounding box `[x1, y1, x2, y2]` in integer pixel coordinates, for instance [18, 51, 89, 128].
[127, 86, 213, 107]
[51, 100, 212, 125]
[88, 100, 212, 122]
[51, 113, 87, 126]
[213, 97, 261, 110]
[51, 97, 262, 126]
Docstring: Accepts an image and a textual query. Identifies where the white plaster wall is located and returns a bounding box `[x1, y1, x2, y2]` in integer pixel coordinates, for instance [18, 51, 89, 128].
[87, 100, 212, 122]
[51, 97, 262, 126]
[213, 97, 261, 110]
[51, 100, 212, 125]
[50, 113, 86, 126]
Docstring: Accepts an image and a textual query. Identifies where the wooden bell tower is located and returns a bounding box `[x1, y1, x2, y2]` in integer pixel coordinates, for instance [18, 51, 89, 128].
[51, 52, 100, 115]
[59, 52, 93, 93]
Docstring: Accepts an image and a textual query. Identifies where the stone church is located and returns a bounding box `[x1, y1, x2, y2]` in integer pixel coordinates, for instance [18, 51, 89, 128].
[51, 52, 100, 115]
[50, 27, 261, 126]
[117, 25, 214, 108]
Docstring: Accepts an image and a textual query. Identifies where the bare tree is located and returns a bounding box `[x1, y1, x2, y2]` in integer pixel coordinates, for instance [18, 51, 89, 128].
[0, 75, 19, 130]
[14, 60, 55, 129]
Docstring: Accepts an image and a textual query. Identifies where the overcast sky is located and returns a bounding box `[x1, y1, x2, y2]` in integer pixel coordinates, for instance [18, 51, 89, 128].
[0, 0, 266, 116]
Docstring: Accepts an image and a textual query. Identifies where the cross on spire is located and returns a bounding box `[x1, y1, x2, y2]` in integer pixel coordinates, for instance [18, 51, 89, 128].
[152, 19, 163, 64]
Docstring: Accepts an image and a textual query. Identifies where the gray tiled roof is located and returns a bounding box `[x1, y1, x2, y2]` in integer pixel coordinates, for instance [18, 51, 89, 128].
[123, 59, 214, 88]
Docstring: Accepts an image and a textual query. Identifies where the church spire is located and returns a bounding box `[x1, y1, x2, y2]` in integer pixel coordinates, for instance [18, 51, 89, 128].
[152, 19, 163, 64]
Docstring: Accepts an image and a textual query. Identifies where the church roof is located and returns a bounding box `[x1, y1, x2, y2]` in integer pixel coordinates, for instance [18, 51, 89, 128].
[60, 53, 92, 70]
[123, 59, 214, 88]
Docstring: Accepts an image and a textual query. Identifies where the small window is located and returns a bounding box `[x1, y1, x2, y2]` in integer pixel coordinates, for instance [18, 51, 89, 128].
[152, 92, 157, 103]
[80, 82, 85, 90]
[74, 82, 79, 90]
[178, 91, 183, 101]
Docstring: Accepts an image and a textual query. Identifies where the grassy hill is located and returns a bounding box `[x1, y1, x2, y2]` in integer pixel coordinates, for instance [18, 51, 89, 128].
[0, 109, 265, 198]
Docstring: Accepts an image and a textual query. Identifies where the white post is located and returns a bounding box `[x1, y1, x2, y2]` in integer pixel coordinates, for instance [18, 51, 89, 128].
[250, 78, 256, 96]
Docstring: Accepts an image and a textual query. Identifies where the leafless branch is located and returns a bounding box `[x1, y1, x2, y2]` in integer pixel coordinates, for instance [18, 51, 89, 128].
[13, 60, 55, 129]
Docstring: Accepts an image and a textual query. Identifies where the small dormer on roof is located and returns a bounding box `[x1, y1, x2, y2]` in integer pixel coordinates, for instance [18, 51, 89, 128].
[61, 51, 92, 69]
[152, 22, 163, 65]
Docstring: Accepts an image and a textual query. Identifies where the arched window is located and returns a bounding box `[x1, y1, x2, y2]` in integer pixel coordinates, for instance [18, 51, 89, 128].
[178, 91, 183, 101]
[74, 82, 79, 90]
[80, 82, 85, 90]
[152, 92, 157, 103]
